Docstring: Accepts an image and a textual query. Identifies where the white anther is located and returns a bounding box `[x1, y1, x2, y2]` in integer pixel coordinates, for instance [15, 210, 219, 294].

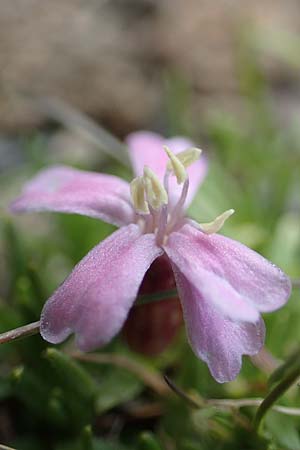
[176, 147, 202, 168]
[194, 209, 235, 234]
[130, 176, 149, 214]
[143, 166, 168, 210]
[164, 146, 187, 184]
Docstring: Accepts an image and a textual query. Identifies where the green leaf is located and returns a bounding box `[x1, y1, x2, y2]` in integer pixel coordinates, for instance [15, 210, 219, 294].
[266, 411, 300, 450]
[44, 348, 98, 402]
[95, 369, 142, 414]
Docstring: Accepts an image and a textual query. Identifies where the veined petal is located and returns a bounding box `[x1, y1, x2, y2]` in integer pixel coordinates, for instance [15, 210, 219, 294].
[167, 224, 291, 313]
[169, 267, 265, 382]
[40, 224, 163, 351]
[10, 166, 135, 227]
[164, 237, 259, 323]
[126, 132, 207, 208]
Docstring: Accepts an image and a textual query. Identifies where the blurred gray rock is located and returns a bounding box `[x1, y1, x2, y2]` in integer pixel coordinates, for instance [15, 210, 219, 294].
[0, 0, 160, 131]
[0, 0, 300, 132]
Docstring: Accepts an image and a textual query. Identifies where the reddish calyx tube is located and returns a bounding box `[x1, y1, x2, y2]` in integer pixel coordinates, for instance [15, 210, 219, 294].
[123, 255, 183, 355]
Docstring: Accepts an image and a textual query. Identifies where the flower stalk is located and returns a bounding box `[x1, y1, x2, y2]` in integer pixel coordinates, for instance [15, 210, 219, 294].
[165, 376, 300, 420]
[0, 289, 179, 345]
[0, 321, 40, 345]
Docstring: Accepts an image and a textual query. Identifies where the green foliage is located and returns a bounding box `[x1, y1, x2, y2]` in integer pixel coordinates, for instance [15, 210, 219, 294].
[138, 432, 163, 450]
[95, 370, 142, 414]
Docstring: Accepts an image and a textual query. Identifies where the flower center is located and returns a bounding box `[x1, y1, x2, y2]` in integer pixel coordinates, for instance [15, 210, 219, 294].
[130, 147, 202, 245]
[130, 145, 236, 244]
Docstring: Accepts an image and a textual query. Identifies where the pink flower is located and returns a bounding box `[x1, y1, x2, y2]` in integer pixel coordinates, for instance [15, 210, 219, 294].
[10, 131, 291, 383]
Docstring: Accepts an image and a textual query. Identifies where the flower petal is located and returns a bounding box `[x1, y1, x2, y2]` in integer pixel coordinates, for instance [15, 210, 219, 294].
[164, 236, 259, 323]
[126, 131, 207, 207]
[40, 224, 163, 351]
[166, 224, 291, 313]
[126, 132, 167, 179]
[169, 267, 265, 382]
[10, 166, 135, 227]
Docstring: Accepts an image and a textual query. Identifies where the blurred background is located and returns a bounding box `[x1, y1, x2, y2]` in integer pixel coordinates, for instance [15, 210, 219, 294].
[0, 1, 300, 449]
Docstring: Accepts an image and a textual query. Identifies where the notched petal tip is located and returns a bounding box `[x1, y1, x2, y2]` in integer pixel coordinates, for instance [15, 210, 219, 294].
[169, 264, 266, 383]
[211, 318, 265, 383]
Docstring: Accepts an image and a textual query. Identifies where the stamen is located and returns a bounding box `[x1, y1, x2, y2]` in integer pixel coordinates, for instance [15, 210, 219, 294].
[164, 146, 187, 184]
[163, 169, 170, 195]
[167, 178, 190, 232]
[156, 204, 168, 246]
[175, 147, 202, 168]
[143, 166, 168, 210]
[191, 209, 235, 234]
[130, 176, 149, 214]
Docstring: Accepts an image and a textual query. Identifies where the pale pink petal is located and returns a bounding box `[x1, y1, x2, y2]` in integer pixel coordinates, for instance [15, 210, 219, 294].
[166, 224, 291, 313]
[126, 131, 207, 207]
[10, 166, 135, 227]
[169, 267, 265, 382]
[164, 238, 259, 323]
[126, 132, 167, 179]
[40, 224, 163, 351]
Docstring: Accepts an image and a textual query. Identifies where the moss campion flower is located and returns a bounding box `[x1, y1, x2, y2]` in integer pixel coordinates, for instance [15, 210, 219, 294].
[10, 131, 291, 383]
